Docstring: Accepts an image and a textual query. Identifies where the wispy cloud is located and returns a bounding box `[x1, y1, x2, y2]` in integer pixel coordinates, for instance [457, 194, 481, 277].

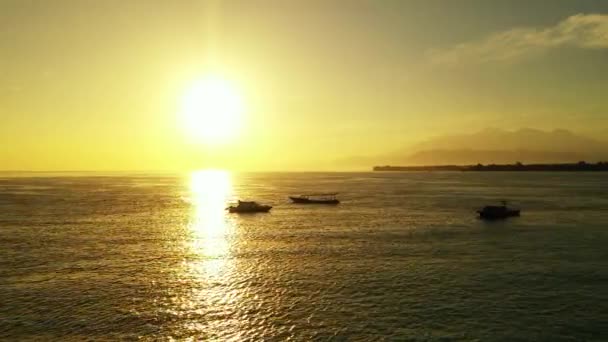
[429, 14, 608, 65]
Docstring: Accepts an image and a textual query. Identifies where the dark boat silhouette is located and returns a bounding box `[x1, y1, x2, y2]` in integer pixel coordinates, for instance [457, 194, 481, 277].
[289, 193, 340, 205]
[227, 200, 272, 213]
[477, 201, 520, 220]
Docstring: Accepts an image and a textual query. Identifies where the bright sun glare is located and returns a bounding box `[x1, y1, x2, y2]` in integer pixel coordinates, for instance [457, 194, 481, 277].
[181, 76, 244, 144]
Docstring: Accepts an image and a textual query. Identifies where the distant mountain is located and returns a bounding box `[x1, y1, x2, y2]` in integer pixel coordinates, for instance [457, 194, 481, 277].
[335, 128, 608, 168]
[403, 128, 608, 165]
[404, 149, 587, 165]
[411, 128, 608, 155]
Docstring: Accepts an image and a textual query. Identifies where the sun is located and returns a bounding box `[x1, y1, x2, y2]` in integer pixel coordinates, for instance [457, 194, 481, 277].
[181, 76, 244, 144]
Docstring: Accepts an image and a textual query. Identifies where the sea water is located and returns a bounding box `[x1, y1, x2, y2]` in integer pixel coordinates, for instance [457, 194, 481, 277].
[1, 171, 607, 340]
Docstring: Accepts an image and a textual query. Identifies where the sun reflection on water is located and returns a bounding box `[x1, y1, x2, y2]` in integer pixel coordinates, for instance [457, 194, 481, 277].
[182, 170, 296, 339]
[188, 169, 235, 276]
[182, 170, 247, 337]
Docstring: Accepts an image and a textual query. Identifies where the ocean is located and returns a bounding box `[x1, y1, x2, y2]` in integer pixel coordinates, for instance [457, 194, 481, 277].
[1, 171, 607, 341]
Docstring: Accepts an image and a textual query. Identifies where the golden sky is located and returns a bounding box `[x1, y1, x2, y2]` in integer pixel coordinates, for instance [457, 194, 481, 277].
[2, 0, 608, 171]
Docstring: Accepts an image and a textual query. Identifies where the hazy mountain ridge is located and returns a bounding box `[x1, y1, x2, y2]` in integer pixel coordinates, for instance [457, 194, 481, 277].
[404, 128, 608, 165]
[411, 128, 607, 154]
[337, 128, 608, 168]
[405, 149, 587, 165]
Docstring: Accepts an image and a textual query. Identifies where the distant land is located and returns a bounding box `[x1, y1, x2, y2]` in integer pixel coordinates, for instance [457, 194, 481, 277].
[334, 128, 608, 169]
[373, 161, 608, 172]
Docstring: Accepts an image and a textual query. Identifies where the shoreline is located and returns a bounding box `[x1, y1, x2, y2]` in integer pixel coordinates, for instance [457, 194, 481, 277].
[373, 162, 608, 172]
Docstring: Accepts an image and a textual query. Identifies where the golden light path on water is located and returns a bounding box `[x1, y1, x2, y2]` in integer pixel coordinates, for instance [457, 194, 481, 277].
[184, 170, 245, 338]
[189, 170, 233, 269]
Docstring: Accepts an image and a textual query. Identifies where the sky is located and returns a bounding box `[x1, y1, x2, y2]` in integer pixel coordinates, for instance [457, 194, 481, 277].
[2, 0, 608, 171]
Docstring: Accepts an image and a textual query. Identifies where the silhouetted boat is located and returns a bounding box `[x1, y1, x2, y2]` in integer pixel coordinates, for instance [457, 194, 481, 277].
[227, 200, 272, 213]
[289, 193, 340, 205]
[477, 201, 520, 220]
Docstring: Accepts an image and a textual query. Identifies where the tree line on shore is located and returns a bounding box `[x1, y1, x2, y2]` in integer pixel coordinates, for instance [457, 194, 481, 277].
[373, 161, 608, 172]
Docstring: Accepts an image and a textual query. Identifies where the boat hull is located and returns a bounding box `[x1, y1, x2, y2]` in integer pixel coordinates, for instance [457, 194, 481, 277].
[289, 197, 340, 205]
[478, 209, 520, 220]
[228, 206, 272, 213]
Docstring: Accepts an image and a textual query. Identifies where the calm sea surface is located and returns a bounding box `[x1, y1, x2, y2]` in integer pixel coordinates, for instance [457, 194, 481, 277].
[1, 172, 607, 341]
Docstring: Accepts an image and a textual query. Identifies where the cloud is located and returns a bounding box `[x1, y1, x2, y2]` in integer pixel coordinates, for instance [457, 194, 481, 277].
[429, 14, 608, 65]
